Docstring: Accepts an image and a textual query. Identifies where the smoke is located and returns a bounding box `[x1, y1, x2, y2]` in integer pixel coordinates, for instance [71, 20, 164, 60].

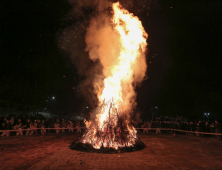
[85, 14, 121, 90]
[67, 0, 153, 16]
[67, 0, 110, 15]
[58, 0, 151, 110]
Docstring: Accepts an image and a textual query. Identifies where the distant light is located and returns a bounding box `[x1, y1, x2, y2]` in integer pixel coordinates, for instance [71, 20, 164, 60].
[52, 97, 55, 99]
[204, 113, 206, 115]
[86, 106, 88, 108]
[45, 108, 46, 109]
[208, 113, 210, 115]
[155, 106, 157, 109]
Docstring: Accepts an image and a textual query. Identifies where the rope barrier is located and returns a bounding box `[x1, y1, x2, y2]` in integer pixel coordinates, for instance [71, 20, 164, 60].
[0, 127, 85, 132]
[0, 127, 221, 135]
[171, 129, 222, 135]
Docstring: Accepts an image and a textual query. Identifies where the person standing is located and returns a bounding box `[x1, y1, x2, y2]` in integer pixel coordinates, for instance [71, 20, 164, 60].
[210, 122, 215, 138]
[192, 122, 196, 134]
[33, 120, 38, 135]
[16, 119, 23, 136]
[10, 116, 14, 127]
[204, 121, 210, 137]
[196, 121, 200, 136]
[204, 121, 210, 136]
[37, 119, 42, 134]
[156, 121, 161, 134]
[76, 121, 81, 133]
[185, 122, 189, 135]
[61, 119, 66, 132]
[199, 120, 205, 136]
[68, 121, 73, 132]
[1, 119, 10, 137]
[215, 120, 221, 139]
[28, 120, 34, 135]
[45, 117, 49, 133]
[142, 122, 148, 133]
[41, 120, 46, 135]
[54, 119, 60, 134]
[49, 119, 54, 132]
[25, 119, 32, 136]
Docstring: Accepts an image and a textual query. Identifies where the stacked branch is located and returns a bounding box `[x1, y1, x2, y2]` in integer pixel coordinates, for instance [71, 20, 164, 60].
[81, 99, 137, 149]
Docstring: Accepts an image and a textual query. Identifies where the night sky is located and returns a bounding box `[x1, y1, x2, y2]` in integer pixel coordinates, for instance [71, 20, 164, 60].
[1, 0, 222, 120]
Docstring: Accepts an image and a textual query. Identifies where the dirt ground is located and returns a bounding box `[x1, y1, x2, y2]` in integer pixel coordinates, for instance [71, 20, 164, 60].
[0, 132, 222, 170]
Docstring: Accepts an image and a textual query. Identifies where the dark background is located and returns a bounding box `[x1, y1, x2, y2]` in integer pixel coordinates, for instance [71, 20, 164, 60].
[0, 0, 222, 120]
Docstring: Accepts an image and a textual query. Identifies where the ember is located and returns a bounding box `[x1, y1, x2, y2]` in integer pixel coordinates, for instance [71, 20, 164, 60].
[72, 2, 148, 152]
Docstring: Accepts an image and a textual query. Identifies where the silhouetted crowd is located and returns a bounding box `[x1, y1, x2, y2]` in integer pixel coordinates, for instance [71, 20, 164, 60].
[1, 115, 221, 139]
[132, 119, 221, 139]
[0, 115, 85, 137]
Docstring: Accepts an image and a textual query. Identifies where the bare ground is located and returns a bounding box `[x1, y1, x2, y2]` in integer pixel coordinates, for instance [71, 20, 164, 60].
[0, 132, 222, 170]
[0, 132, 82, 170]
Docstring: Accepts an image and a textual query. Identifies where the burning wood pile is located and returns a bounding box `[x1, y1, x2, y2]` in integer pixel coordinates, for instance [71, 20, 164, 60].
[70, 2, 147, 153]
[81, 99, 137, 149]
[71, 100, 145, 153]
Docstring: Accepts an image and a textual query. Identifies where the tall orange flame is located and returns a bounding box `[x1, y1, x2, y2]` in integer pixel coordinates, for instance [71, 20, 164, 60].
[82, 2, 148, 149]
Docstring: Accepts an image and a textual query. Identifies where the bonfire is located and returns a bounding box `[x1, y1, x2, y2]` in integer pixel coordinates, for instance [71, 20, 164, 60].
[71, 2, 148, 152]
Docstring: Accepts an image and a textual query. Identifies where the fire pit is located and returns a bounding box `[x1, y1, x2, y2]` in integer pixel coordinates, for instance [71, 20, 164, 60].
[70, 103, 146, 153]
[70, 137, 145, 154]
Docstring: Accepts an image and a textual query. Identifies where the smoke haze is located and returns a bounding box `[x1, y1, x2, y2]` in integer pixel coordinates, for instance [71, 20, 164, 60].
[58, 0, 152, 110]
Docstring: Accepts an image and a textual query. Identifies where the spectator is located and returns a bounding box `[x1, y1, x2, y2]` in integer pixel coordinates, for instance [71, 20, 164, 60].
[67, 121, 73, 132]
[185, 122, 190, 135]
[37, 119, 41, 134]
[215, 120, 220, 139]
[199, 121, 205, 135]
[15, 119, 23, 136]
[156, 121, 161, 134]
[28, 120, 34, 135]
[10, 116, 14, 127]
[61, 119, 66, 132]
[138, 120, 143, 132]
[210, 122, 215, 138]
[205, 121, 210, 133]
[189, 122, 193, 132]
[54, 119, 60, 134]
[49, 119, 54, 132]
[1, 118, 10, 137]
[41, 120, 46, 135]
[142, 122, 148, 133]
[196, 121, 200, 136]
[29, 120, 37, 135]
[76, 121, 81, 133]
[45, 117, 49, 133]
[25, 119, 32, 136]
